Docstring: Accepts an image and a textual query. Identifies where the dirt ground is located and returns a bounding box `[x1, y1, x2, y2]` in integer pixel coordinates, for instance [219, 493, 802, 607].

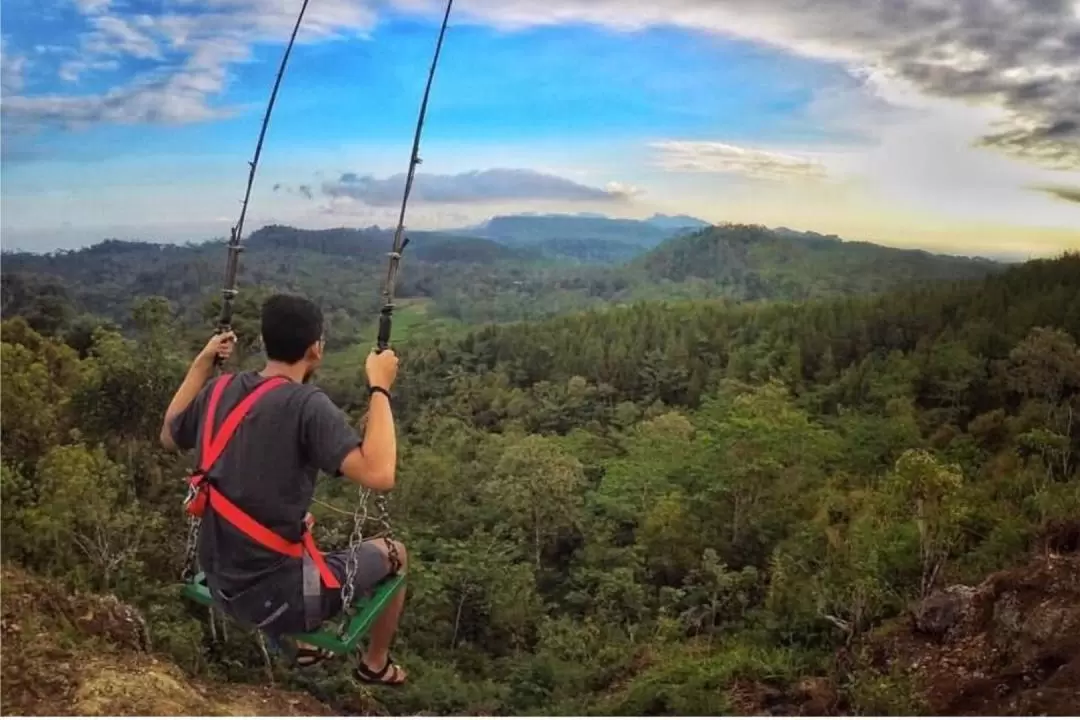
[0, 566, 334, 716]
[876, 548, 1080, 716]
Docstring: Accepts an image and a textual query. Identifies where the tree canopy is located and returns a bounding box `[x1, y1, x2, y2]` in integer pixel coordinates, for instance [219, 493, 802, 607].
[1, 224, 1075, 715]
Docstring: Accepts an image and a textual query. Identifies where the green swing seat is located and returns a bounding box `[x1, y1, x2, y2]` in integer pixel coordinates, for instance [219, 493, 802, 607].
[182, 571, 405, 655]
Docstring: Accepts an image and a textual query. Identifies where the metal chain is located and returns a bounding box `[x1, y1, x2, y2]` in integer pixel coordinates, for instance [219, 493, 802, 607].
[340, 487, 370, 611]
[181, 514, 201, 581]
[255, 630, 274, 685]
[337, 486, 399, 612]
[374, 491, 401, 573]
[209, 607, 219, 644]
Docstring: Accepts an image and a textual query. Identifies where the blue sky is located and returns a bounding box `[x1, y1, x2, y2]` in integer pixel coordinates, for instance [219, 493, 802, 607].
[2, 0, 1078, 256]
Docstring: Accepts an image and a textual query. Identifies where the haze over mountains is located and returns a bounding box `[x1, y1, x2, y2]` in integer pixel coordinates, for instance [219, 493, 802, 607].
[451, 213, 710, 264]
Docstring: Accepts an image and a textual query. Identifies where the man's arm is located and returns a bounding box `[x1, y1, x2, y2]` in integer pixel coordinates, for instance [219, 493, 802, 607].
[160, 332, 235, 451]
[339, 390, 396, 490]
[303, 349, 398, 491]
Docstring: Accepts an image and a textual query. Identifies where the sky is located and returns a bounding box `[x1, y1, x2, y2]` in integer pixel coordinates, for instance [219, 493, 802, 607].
[1, 0, 1079, 258]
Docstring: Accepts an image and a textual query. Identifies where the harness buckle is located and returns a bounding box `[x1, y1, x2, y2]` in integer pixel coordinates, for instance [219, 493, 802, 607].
[184, 470, 208, 517]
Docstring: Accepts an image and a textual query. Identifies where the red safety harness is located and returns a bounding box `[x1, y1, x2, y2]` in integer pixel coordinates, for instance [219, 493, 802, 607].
[184, 373, 341, 590]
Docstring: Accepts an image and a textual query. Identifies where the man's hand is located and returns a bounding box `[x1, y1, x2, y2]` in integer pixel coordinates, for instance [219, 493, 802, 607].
[338, 349, 398, 491]
[365, 348, 399, 389]
[161, 330, 236, 452]
[196, 331, 237, 366]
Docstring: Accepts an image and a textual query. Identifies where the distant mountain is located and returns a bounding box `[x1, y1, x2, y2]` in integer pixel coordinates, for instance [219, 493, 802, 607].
[1, 222, 1005, 338]
[462, 212, 710, 264]
[634, 224, 1002, 301]
[245, 225, 538, 265]
[643, 213, 712, 231]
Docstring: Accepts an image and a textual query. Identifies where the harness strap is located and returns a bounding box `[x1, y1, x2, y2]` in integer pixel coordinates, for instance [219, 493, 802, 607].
[207, 485, 302, 557]
[207, 486, 341, 589]
[188, 373, 342, 592]
[200, 374, 288, 473]
[301, 532, 341, 589]
[200, 373, 234, 470]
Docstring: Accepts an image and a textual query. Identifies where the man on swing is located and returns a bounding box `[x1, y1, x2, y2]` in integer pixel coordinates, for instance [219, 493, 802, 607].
[160, 293, 408, 686]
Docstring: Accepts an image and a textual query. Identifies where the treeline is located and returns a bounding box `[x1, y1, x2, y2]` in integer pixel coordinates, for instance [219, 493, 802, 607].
[2, 223, 1001, 338]
[1, 248, 1075, 715]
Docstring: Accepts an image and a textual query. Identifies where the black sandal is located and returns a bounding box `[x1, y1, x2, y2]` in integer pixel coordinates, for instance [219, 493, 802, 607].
[354, 656, 407, 686]
[295, 645, 334, 668]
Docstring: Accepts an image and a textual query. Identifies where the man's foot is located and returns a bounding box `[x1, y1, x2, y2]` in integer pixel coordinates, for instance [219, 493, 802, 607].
[354, 654, 407, 685]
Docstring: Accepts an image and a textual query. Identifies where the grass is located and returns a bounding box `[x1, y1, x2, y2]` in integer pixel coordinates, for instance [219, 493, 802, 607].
[323, 299, 465, 373]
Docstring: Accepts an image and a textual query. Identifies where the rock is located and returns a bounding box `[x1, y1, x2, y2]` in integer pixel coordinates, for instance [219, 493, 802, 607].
[794, 677, 838, 715]
[912, 585, 977, 639]
[992, 591, 1023, 639]
[863, 552, 1080, 716]
[1021, 605, 1076, 646]
[71, 594, 150, 652]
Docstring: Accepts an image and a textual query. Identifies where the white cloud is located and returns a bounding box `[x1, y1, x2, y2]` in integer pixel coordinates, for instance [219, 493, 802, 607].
[1, 38, 27, 94]
[396, 0, 1080, 170]
[650, 95, 1080, 235]
[2, 0, 379, 131]
[74, 0, 112, 14]
[604, 181, 643, 197]
[650, 140, 828, 181]
[58, 58, 120, 83]
[321, 167, 635, 206]
[7, 0, 1078, 174]
[86, 15, 162, 60]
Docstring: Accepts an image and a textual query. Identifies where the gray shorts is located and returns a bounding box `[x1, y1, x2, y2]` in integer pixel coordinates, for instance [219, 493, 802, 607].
[316, 539, 394, 624]
[208, 539, 396, 637]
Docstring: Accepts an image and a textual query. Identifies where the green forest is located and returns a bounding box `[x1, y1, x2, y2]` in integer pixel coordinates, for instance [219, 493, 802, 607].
[2, 220, 1078, 715]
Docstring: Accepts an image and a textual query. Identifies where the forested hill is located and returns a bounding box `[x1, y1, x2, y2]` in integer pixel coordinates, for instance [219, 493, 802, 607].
[2, 221, 1002, 339]
[635, 224, 1001, 299]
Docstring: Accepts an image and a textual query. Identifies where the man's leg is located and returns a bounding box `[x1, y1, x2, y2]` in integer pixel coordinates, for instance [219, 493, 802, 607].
[358, 539, 408, 680]
[297, 538, 407, 674]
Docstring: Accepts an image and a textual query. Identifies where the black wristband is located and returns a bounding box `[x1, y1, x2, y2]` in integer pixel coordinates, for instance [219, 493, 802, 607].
[368, 385, 391, 401]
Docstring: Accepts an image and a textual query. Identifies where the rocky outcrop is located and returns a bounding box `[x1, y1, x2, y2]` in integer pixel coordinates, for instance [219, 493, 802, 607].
[0, 565, 336, 717]
[874, 550, 1080, 715]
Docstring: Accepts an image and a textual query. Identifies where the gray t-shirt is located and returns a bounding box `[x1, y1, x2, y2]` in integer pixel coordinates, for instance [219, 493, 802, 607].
[170, 371, 360, 595]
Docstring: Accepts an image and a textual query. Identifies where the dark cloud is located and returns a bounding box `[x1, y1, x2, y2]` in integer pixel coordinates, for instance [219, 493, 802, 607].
[272, 183, 315, 200]
[321, 168, 632, 206]
[1033, 184, 1080, 205]
[874, 0, 1080, 168]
